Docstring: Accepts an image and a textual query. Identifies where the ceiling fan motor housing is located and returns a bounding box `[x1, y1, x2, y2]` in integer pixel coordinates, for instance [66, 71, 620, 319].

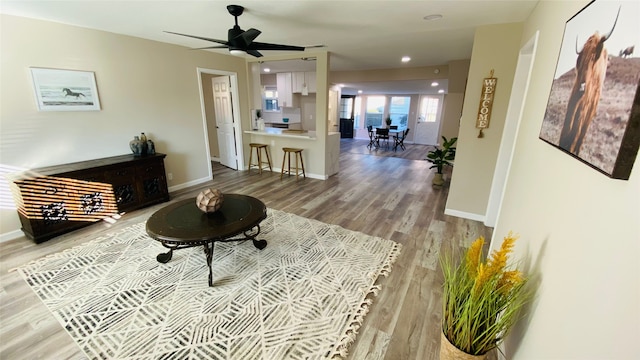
[228, 26, 244, 50]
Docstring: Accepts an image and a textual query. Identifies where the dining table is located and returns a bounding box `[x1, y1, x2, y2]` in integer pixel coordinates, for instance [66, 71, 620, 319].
[373, 127, 403, 150]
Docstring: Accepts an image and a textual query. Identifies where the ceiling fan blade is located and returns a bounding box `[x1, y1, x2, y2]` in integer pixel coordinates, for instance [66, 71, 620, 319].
[245, 49, 263, 58]
[164, 31, 229, 46]
[237, 28, 261, 45]
[189, 46, 230, 50]
[305, 44, 327, 49]
[248, 41, 305, 51]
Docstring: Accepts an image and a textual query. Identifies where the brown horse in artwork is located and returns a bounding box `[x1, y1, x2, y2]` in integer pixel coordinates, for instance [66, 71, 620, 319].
[558, 9, 619, 155]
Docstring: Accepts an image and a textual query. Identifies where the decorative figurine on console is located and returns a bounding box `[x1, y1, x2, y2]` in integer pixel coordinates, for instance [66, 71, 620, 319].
[129, 132, 155, 156]
[196, 188, 224, 213]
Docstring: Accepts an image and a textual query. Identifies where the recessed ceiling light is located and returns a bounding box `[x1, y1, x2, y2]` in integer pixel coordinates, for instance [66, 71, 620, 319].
[438, 89, 445, 93]
[263, 68, 271, 73]
[431, 81, 439, 87]
[423, 14, 443, 21]
[358, 90, 363, 94]
[338, 84, 345, 88]
[401, 56, 411, 63]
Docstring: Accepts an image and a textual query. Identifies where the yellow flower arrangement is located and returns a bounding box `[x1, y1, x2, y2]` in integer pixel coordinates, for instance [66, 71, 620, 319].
[441, 232, 530, 356]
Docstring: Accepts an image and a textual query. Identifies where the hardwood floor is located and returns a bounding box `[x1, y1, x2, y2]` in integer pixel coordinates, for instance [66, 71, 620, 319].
[0, 138, 492, 360]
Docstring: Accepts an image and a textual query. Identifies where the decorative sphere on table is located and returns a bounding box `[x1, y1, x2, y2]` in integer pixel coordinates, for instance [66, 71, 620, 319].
[196, 188, 224, 213]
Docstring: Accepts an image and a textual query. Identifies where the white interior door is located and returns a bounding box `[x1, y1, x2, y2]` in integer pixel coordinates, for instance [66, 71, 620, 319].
[414, 95, 443, 145]
[213, 76, 237, 169]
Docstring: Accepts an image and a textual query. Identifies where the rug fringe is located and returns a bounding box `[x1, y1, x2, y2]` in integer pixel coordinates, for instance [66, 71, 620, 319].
[330, 242, 402, 359]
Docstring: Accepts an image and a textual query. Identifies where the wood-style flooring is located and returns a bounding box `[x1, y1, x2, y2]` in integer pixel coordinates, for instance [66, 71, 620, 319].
[0, 138, 492, 360]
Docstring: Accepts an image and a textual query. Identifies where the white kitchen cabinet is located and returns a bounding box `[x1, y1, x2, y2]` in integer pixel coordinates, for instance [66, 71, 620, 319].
[292, 71, 316, 94]
[305, 72, 317, 93]
[276, 72, 293, 107]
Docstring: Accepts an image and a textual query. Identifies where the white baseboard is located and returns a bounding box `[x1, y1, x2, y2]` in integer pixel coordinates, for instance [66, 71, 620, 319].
[307, 173, 328, 180]
[444, 208, 486, 222]
[0, 229, 23, 243]
[168, 176, 212, 193]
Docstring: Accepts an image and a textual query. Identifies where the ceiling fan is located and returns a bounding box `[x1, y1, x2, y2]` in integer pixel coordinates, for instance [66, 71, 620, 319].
[165, 4, 323, 58]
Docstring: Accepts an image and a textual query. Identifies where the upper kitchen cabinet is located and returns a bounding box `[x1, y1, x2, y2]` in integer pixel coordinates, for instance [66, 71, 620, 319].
[276, 72, 293, 107]
[248, 54, 328, 133]
[292, 71, 317, 94]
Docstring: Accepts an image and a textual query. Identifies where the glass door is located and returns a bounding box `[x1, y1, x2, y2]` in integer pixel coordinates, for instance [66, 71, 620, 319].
[414, 95, 443, 145]
[339, 95, 355, 138]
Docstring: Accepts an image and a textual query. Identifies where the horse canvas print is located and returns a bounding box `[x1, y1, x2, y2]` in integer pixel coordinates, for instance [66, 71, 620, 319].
[539, 0, 640, 180]
[31, 68, 101, 111]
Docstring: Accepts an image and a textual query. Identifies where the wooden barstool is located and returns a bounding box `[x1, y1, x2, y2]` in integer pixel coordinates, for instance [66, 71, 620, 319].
[248, 143, 272, 174]
[280, 148, 306, 180]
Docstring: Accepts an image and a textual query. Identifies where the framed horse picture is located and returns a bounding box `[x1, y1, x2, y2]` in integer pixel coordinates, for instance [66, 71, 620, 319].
[30, 67, 101, 111]
[539, 0, 640, 180]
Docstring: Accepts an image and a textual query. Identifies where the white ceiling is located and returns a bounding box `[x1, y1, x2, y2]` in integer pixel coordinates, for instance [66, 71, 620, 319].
[1, 0, 538, 94]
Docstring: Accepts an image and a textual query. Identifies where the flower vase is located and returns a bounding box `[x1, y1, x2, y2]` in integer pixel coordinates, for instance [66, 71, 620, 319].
[129, 136, 144, 156]
[147, 139, 155, 155]
[440, 333, 487, 360]
[140, 132, 148, 155]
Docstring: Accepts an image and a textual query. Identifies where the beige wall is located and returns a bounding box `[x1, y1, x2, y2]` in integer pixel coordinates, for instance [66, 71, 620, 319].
[494, 1, 640, 358]
[441, 59, 470, 140]
[446, 23, 523, 218]
[260, 74, 277, 86]
[0, 15, 249, 237]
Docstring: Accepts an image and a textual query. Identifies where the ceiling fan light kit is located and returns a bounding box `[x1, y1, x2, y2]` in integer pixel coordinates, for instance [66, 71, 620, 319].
[229, 49, 246, 56]
[165, 4, 319, 58]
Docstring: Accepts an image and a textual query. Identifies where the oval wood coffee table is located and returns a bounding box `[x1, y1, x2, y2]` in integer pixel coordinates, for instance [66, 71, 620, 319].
[146, 193, 267, 286]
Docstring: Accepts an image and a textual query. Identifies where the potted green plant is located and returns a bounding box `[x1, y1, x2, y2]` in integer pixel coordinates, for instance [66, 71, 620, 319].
[440, 233, 531, 360]
[385, 116, 392, 128]
[426, 136, 457, 186]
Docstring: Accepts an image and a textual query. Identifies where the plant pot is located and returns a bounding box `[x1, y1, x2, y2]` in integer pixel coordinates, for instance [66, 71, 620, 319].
[440, 332, 487, 360]
[433, 173, 445, 186]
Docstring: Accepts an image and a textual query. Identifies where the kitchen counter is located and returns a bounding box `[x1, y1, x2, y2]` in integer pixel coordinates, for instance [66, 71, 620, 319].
[245, 128, 318, 139]
[244, 129, 341, 180]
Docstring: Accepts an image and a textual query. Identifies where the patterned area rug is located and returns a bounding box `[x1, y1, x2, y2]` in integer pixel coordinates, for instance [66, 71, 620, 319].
[16, 209, 401, 359]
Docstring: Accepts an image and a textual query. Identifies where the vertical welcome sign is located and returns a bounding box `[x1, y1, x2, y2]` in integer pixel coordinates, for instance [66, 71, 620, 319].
[476, 69, 497, 138]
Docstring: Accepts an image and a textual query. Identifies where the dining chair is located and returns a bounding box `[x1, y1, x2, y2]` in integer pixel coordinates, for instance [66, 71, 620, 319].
[375, 127, 390, 149]
[367, 125, 376, 149]
[389, 125, 398, 130]
[393, 128, 410, 151]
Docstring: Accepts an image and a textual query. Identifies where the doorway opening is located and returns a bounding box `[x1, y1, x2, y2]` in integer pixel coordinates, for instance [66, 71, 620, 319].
[197, 68, 244, 176]
[485, 32, 539, 231]
[339, 95, 355, 138]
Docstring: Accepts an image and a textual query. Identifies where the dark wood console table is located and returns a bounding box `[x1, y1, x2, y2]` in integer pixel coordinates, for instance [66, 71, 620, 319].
[12, 153, 169, 243]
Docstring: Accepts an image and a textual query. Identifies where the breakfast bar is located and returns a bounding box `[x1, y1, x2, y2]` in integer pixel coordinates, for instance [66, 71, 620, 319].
[244, 128, 319, 139]
[244, 129, 341, 179]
